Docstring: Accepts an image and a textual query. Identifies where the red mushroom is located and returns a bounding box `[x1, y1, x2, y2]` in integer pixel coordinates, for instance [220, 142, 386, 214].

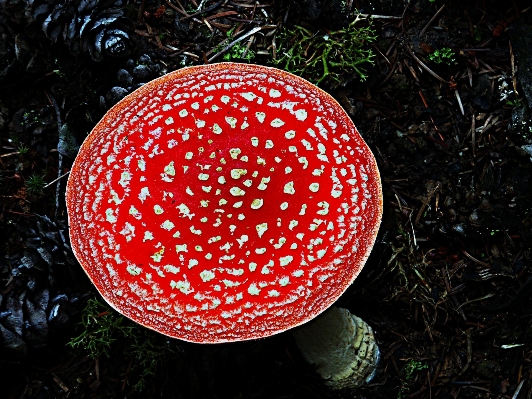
[66, 64, 382, 359]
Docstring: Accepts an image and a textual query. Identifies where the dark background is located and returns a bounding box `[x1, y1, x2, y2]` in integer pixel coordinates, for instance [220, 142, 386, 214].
[1, 0, 532, 397]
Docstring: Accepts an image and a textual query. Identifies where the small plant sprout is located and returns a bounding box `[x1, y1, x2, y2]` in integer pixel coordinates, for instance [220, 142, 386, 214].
[216, 27, 255, 62]
[223, 41, 255, 62]
[398, 360, 428, 399]
[17, 145, 29, 155]
[428, 47, 456, 65]
[25, 174, 46, 195]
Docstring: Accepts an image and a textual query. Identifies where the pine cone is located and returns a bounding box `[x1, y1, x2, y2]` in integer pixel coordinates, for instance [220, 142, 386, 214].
[65, 0, 135, 61]
[24, 0, 134, 61]
[1, 215, 90, 356]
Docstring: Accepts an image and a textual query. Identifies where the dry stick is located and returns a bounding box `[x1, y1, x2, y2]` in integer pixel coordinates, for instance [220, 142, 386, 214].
[208, 25, 262, 62]
[509, 39, 518, 96]
[44, 171, 70, 189]
[378, 54, 398, 86]
[138, 0, 146, 23]
[5, 210, 34, 216]
[241, 35, 255, 59]
[420, 4, 445, 36]
[121, 358, 135, 391]
[457, 329, 472, 376]
[512, 380, 525, 399]
[226, 2, 272, 9]
[415, 182, 440, 224]
[203, 18, 214, 32]
[51, 373, 70, 393]
[0, 151, 20, 158]
[204, 10, 239, 21]
[442, 267, 467, 321]
[227, 16, 264, 24]
[418, 90, 445, 142]
[471, 113, 476, 160]
[205, 35, 231, 57]
[45, 91, 63, 221]
[180, 0, 223, 20]
[460, 249, 490, 267]
[351, 12, 403, 20]
[168, 45, 194, 58]
[95, 358, 100, 381]
[406, 61, 420, 83]
[371, 43, 390, 65]
[183, 51, 200, 60]
[165, 0, 188, 17]
[406, 46, 449, 84]
[257, 0, 268, 19]
[455, 89, 464, 115]
[478, 58, 495, 73]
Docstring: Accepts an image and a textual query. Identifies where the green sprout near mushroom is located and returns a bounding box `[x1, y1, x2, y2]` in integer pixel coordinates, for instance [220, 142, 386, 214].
[17, 144, 29, 156]
[223, 42, 255, 62]
[216, 27, 256, 62]
[273, 18, 376, 86]
[25, 174, 46, 195]
[428, 47, 456, 65]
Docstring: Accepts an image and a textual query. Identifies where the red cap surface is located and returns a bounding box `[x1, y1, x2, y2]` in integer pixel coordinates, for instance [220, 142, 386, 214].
[66, 63, 382, 343]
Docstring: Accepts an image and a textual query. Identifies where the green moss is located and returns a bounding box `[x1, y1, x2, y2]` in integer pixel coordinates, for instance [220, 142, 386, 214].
[273, 18, 376, 86]
[428, 47, 456, 65]
[68, 298, 181, 392]
[215, 27, 256, 63]
[398, 360, 428, 399]
[223, 41, 255, 62]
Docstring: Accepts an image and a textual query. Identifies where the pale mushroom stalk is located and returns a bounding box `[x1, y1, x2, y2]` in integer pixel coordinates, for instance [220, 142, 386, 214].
[292, 306, 379, 390]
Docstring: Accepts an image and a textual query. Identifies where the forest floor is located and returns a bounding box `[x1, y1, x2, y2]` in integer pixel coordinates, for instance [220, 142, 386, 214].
[1, 0, 532, 398]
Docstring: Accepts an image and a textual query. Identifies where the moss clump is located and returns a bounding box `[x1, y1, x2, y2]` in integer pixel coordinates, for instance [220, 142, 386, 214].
[273, 18, 376, 86]
[216, 27, 256, 63]
[68, 298, 181, 392]
[428, 47, 456, 65]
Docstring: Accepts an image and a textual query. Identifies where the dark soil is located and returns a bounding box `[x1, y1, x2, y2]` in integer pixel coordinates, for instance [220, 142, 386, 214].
[2, 0, 532, 398]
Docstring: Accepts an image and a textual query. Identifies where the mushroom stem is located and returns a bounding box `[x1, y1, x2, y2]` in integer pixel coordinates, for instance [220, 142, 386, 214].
[292, 306, 379, 390]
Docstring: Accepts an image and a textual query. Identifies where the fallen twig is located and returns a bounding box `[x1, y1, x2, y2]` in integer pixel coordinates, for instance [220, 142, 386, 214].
[180, 0, 223, 20]
[207, 26, 262, 62]
[45, 90, 63, 221]
[455, 89, 464, 115]
[406, 46, 449, 84]
[352, 12, 404, 20]
[509, 39, 518, 96]
[44, 171, 70, 189]
[420, 4, 445, 36]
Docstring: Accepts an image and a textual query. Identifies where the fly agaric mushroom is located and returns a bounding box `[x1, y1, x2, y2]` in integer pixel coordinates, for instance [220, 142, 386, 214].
[66, 63, 382, 387]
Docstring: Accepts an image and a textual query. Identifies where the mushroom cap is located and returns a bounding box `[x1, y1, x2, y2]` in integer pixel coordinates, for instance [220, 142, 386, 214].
[66, 63, 382, 343]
